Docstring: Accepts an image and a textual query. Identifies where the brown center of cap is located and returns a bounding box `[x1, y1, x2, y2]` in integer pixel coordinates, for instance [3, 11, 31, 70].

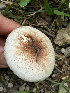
[16, 32, 48, 63]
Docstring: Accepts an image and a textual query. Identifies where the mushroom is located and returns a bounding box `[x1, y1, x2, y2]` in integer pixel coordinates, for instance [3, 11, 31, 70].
[4, 26, 55, 82]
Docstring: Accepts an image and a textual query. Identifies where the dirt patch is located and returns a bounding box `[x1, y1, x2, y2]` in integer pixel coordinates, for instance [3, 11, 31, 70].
[0, 0, 70, 93]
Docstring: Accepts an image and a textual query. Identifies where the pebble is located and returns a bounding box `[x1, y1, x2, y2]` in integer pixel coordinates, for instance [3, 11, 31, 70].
[33, 88, 37, 92]
[3, 88, 6, 92]
[54, 23, 70, 46]
[0, 87, 3, 92]
[25, 85, 30, 91]
[0, 4, 6, 10]
[60, 87, 68, 93]
[0, 82, 3, 87]
[4, 74, 9, 80]
[46, 86, 51, 91]
[61, 48, 65, 54]
[62, 22, 68, 27]
[8, 83, 13, 88]
[64, 61, 68, 64]
[45, 16, 52, 23]
[41, 89, 44, 92]
[62, 76, 68, 80]
[64, 47, 70, 57]
[38, 84, 43, 89]
[52, 74, 56, 78]
[64, 83, 68, 87]
[19, 83, 26, 91]
[37, 17, 48, 26]
[53, 69, 60, 74]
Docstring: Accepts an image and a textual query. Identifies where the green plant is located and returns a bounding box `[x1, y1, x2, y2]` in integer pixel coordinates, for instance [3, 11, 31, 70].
[58, 77, 70, 93]
[44, 0, 70, 17]
[16, 90, 32, 93]
[2, 0, 70, 17]
[19, 0, 31, 7]
[2, 0, 19, 15]
[46, 77, 70, 93]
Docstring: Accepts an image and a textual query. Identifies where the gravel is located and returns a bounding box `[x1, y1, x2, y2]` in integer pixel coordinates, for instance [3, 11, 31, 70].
[60, 87, 68, 93]
[33, 88, 37, 92]
[64, 47, 70, 57]
[0, 82, 3, 87]
[64, 83, 68, 87]
[0, 0, 70, 92]
[46, 86, 51, 91]
[54, 24, 70, 46]
[0, 87, 3, 92]
[8, 83, 13, 88]
[19, 83, 26, 91]
[25, 85, 30, 91]
[61, 48, 65, 54]
[4, 74, 9, 80]
[0, 5, 6, 10]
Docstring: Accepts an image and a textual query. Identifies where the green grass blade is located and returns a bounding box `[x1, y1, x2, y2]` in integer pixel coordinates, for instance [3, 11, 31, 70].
[59, 77, 70, 93]
[2, 0, 20, 16]
[7, 12, 23, 20]
[24, 9, 45, 14]
[61, 0, 66, 3]
[16, 90, 32, 93]
[64, 85, 70, 92]
[44, 0, 54, 15]
[65, 0, 69, 9]
[54, 10, 70, 17]
[19, 0, 31, 7]
[46, 78, 59, 84]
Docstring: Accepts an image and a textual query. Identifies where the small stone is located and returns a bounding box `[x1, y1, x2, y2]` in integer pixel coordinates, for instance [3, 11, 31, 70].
[4, 74, 9, 80]
[46, 86, 51, 91]
[60, 87, 68, 93]
[38, 84, 43, 89]
[52, 74, 56, 78]
[64, 83, 68, 87]
[64, 61, 67, 64]
[45, 16, 52, 23]
[7, 87, 18, 93]
[37, 17, 48, 26]
[25, 85, 30, 91]
[64, 47, 70, 57]
[0, 82, 3, 87]
[0, 4, 6, 9]
[0, 87, 3, 92]
[54, 23, 70, 46]
[33, 88, 37, 92]
[61, 48, 65, 54]
[41, 89, 44, 92]
[53, 69, 59, 74]
[62, 76, 68, 80]
[19, 83, 26, 91]
[10, 77, 13, 81]
[3, 88, 6, 92]
[62, 22, 68, 27]
[8, 83, 13, 88]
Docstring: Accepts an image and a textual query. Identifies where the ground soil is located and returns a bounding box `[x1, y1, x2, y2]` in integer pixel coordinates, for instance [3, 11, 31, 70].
[0, 0, 70, 93]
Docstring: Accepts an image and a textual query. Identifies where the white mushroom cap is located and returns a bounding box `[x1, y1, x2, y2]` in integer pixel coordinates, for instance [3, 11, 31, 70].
[4, 26, 55, 82]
